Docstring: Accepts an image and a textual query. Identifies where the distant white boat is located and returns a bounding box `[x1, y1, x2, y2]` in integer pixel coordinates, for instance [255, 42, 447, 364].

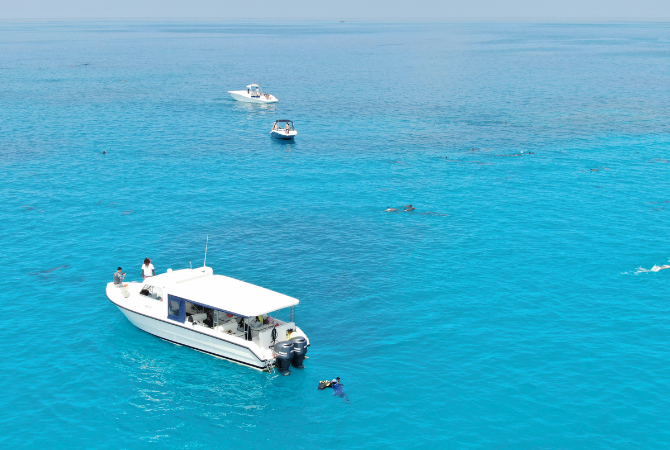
[106, 266, 309, 373]
[271, 120, 297, 140]
[228, 84, 278, 103]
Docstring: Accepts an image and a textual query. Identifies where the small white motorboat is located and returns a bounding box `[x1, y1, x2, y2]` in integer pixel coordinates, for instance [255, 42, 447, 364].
[106, 265, 309, 373]
[271, 120, 297, 140]
[228, 84, 278, 103]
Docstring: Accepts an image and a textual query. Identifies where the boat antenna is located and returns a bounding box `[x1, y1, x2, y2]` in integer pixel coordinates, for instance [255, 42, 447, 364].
[204, 235, 209, 267]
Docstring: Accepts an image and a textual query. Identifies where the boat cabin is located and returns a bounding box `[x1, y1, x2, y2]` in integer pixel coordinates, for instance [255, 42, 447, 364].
[140, 268, 299, 349]
[246, 84, 262, 97]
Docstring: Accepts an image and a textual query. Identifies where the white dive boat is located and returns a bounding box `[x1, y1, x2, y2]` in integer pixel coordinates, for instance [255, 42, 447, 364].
[228, 84, 278, 103]
[271, 120, 297, 140]
[106, 266, 309, 373]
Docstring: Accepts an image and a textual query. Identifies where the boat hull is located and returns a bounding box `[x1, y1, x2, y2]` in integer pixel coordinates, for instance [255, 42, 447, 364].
[271, 130, 297, 140]
[229, 91, 278, 103]
[116, 304, 268, 370]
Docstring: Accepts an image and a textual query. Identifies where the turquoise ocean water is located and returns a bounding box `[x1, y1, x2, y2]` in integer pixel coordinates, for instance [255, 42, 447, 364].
[1, 21, 670, 449]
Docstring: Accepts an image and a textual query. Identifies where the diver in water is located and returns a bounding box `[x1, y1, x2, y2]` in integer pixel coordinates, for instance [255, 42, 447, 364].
[318, 377, 348, 400]
[318, 377, 342, 390]
[331, 377, 348, 401]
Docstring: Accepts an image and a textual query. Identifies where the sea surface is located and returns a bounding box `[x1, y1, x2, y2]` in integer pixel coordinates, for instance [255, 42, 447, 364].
[1, 21, 670, 449]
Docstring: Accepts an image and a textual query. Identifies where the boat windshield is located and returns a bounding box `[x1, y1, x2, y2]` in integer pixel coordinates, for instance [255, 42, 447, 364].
[273, 120, 294, 130]
[247, 85, 263, 97]
[139, 284, 163, 301]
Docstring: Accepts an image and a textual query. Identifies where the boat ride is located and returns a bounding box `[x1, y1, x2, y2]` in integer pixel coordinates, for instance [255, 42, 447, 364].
[228, 84, 278, 103]
[271, 120, 297, 140]
[106, 265, 309, 373]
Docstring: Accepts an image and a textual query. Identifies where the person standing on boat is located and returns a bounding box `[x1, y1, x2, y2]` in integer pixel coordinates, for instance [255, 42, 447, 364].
[285, 122, 290, 134]
[114, 267, 128, 288]
[142, 258, 155, 279]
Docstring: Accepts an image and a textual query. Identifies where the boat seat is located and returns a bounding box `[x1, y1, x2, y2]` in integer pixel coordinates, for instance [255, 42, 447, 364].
[215, 321, 238, 333]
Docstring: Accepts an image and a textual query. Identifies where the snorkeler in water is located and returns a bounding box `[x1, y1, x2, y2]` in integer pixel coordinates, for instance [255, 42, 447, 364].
[331, 378, 349, 401]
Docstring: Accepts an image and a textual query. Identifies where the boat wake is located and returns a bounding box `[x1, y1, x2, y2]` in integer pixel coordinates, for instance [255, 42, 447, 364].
[634, 264, 670, 274]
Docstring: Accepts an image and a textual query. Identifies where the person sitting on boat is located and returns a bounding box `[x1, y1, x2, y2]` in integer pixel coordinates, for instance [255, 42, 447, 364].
[142, 258, 155, 279]
[114, 267, 128, 288]
[272, 123, 278, 131]
[285, 122, 290, 134]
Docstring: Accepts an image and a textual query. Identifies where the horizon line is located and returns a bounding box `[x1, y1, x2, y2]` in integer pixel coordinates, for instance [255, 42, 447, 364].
[1, 17, 670, 23]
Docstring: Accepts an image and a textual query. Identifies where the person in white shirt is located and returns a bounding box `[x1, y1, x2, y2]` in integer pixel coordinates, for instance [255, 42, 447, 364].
[142, 258, 155, 279]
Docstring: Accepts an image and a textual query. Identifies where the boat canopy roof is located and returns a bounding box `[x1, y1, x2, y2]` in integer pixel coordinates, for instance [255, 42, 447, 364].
[274, 119, 293, 123]
[146, 268, 298, 316]
[246, 84, 260, 89]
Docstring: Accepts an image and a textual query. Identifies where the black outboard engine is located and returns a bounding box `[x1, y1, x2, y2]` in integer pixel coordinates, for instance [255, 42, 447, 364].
[290, 336, 308, 368]
[274, 341, 294, 375]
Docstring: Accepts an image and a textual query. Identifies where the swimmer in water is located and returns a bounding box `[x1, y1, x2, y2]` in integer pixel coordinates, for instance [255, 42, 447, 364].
[385, 207, 398, 212]
[404, 204, 415, 212]
[331, 377, 349, 401]
[102, 151, 106, 154]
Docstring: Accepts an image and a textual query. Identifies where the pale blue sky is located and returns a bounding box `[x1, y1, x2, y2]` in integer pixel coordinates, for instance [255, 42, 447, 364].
[1, 0, 668, 20]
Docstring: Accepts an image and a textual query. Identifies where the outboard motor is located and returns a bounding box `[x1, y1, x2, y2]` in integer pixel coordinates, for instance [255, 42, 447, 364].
[290, 336, 308, 368]
[274, 341, 294, 375]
